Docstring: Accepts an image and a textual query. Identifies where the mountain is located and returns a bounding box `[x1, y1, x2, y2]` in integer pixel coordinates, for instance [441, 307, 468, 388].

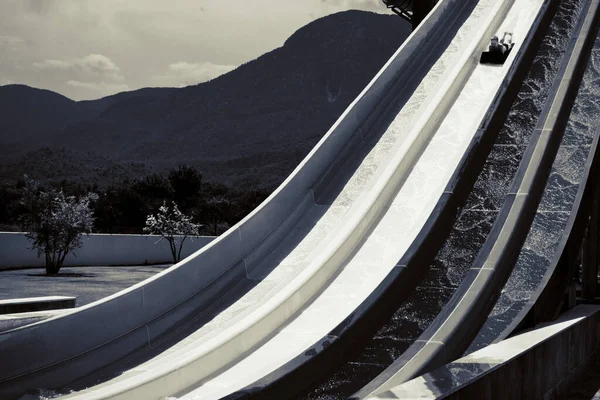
[0, 11, 410, 189]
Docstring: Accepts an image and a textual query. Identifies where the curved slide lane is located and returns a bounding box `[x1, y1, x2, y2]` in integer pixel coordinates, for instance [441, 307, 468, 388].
[172, 0, 543, 399]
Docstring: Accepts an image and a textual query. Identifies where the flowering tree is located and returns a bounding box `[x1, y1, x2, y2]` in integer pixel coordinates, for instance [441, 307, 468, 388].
[144, 201, 201, 263]
[20, 177, 97, 274]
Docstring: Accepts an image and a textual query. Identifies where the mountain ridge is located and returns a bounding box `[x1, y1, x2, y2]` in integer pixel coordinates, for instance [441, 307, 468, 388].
[0, 10, 410, 189]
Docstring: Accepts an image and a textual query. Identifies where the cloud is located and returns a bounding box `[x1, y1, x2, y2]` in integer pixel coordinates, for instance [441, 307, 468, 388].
[33, 53, 124, 81]
[66, 79, 129, 93]
[77, 54, 123, 81]
[152, 61, 237, 87]
[33, 59, 71, 69]
[23, 0, 59, 15]
[0, 35, 25, 48]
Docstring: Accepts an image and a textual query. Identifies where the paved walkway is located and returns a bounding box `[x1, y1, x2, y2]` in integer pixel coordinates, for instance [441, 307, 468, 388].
[0, 265, 171, 307]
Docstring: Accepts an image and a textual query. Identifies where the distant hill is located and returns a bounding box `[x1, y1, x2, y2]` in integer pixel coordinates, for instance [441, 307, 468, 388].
[0, 11, 410, 189]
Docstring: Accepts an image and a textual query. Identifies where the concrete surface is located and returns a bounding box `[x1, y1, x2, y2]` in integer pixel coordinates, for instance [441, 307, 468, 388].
[564, 358, 600, 399]
[367, 305, 600, 399]
[0, 233, 214, 270]
[0, 296, 76, 314]
[0, 310, 67, 333]
[0, 265, 170, 307]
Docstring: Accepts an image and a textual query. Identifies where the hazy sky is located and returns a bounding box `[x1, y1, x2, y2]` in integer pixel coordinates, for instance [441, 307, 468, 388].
[0, 0, 389, 101]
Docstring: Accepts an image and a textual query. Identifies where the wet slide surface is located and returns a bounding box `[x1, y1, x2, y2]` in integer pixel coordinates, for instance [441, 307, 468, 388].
[176, 0, 510, 398]
[354, 0, 600, 396]
[469, 24, 600, 353]
[295, 0, 586, 398]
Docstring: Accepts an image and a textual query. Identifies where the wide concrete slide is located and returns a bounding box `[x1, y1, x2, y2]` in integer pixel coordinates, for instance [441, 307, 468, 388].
[0, 1, 491, 399]
[221, 0, 554, 397]
[54, 1, 546, 399]
[366, 305, 600, 400]
[177, 1, 547, 399]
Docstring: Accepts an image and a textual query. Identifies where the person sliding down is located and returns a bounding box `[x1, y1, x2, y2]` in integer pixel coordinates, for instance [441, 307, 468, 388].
[490, 32, 513, 53]
[489, 35, 505, 54]
[480, 32, 514, 65]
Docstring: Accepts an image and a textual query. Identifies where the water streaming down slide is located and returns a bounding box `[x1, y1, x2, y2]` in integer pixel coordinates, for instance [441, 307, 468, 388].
[289, 0, 581, 398]
[358, 8, 600, 396]
[353, 0, 600, 398]
[468, 22, 600, 354]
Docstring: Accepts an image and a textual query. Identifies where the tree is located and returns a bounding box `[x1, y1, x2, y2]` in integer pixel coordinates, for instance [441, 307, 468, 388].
[168, 165, 202, 212]
[99, 184, 147, 232]
[204, 196, 231, 236]
[144, 201, 201, 263]
[20, 177, 96, 275]
[133, 173, 173, 207]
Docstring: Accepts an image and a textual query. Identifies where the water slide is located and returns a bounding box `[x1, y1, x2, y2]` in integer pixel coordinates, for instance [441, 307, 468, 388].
[2, 0, 595, 399]
[59, 0, 546, 399]
[0, 0, 512, 398]
[214, 0, 600, 398]
[354, 2, 600, 396]
[467, 7, 600, 355]
[357, 4, 600, 397]
[263, 0, 599, 398]
[222, 0, 564, 398]
[51, 0, 549, 399]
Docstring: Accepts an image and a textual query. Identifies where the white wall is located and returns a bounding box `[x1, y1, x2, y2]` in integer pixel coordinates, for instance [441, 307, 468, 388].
[0, 232, 215, 270]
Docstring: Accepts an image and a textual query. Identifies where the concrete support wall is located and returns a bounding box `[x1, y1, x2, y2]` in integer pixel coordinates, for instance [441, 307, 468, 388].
[0, 310, 66, 334]
[370, 305, 600, 399]
[0, 232, 215, 270]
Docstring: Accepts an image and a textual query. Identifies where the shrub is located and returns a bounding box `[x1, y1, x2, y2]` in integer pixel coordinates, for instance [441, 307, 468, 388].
[20, 177, 96, 274]
[144, 201, 201, 263]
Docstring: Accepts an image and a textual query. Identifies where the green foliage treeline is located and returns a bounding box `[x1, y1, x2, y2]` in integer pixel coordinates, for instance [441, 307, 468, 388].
[0, 165, 270, 236]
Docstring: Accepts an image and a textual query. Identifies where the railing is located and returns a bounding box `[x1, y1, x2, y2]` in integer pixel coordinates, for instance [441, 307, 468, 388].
[382, 0, 441, 28]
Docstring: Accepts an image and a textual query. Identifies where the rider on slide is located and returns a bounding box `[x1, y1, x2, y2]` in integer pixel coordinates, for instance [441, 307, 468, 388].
[481, 32, 514, 64]
[490, 32, 513, 54]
